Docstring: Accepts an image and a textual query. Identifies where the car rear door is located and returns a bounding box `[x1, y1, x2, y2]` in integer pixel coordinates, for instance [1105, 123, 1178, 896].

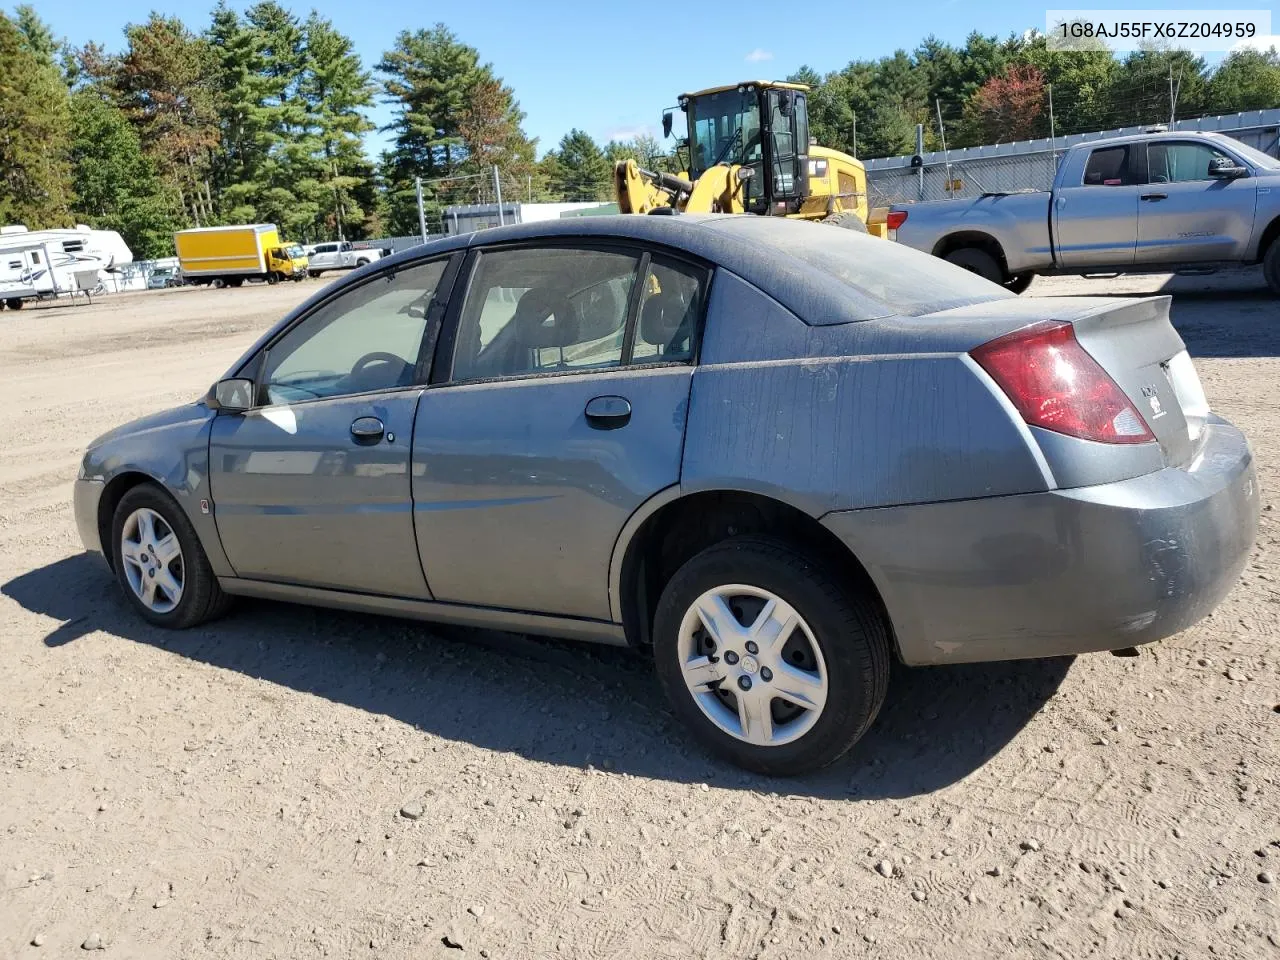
[411, 243, 707, 621]
[1053, 143, 1142, 268]
[208, 256, 457, 597]
[1137, 140, 1258, 263]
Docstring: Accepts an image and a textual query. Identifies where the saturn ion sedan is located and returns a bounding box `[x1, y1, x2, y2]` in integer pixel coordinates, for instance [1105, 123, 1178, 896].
[74, 214, 1259, 775]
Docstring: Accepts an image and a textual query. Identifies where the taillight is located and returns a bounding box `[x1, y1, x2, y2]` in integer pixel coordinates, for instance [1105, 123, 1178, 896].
[971, 320, 1154, 444]
[886, 210, 908, 230]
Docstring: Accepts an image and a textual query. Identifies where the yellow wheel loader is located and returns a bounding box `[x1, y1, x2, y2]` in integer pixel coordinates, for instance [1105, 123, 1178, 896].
[614, 81, 885, 237]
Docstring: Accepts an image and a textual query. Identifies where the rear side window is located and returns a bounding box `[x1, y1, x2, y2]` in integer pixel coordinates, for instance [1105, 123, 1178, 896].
[1082, 146, 1133, 186]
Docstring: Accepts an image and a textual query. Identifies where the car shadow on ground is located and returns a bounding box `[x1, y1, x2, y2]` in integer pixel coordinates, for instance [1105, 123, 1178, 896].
[4, 553, 1073, 800]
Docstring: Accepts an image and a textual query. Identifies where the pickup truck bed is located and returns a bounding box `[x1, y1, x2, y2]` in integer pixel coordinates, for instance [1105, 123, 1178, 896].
[889, 131, 1280, 295]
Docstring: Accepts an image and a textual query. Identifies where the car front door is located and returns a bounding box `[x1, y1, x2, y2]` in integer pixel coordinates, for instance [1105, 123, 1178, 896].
[1053, 143, 1142, 268]
[412, 244, 706, 621]
[209, 256, 456, 597]
[1137, 140, 1258, 263]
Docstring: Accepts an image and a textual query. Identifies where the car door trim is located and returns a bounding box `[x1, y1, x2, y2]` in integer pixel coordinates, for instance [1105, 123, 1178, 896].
[217, 576, 628, 646]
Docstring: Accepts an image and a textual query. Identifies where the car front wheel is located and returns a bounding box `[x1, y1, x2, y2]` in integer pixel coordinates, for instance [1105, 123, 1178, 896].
[111, 484, 230, 628]
[653, 537, 891, 776]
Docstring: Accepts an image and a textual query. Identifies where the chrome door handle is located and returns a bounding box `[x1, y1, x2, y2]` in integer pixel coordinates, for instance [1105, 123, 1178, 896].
[584, 395, 631, 430]
[350, 416, 385, 442]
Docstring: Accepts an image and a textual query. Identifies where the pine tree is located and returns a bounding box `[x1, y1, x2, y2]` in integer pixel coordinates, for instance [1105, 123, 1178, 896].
[13, 4, 57, 68]
[545, 129, 611, 201]
[0, 12, 73, 228]
[113, 15, 221, 225]
[300, 12, 375, 239]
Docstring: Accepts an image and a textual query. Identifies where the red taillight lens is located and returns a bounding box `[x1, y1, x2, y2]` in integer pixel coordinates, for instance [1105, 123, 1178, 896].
[971, 320, 1154, 444]
[886, 210, 908, 230]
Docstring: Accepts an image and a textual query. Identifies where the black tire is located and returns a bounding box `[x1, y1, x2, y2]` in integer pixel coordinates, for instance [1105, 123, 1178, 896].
[944, 247, 1004, 284]
[6, 297, 24, 310]
[823, 211, 868, 233]
[308, 270, 320, 279]
[355, 258, 369, 267]
[229, 279, 244, 288]
[1264, 240, 1280, 296]
[652, 536, 891, 776]
[1005, 272, 1035, 294]
[266, 271, 279, 285]
[110, 484, 231, 629]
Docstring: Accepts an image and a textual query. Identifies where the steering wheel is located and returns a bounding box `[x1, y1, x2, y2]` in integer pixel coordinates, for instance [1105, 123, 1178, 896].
[350, 351, 408, 376]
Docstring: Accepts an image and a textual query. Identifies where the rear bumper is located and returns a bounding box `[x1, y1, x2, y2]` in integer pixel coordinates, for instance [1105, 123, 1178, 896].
[822, 418, 1259, 665]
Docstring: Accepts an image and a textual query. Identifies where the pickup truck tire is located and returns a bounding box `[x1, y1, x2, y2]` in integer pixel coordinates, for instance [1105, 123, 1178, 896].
[944, 248, 1003, 284]
[1265, 241, 1280, 296]
[356, 258, 370, 267]
[823, 211, 868, 233]
[5, 298, 23, 310]
[1005, 272, 1034, 294]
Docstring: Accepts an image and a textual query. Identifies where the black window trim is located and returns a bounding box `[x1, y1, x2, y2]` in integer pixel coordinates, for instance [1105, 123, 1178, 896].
[232, 250, 464, 410]
[428, 237, 713, 389]
[1082, 142, 1147, 187]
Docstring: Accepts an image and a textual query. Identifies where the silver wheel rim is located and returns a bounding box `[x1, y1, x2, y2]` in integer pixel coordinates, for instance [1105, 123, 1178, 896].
[677, 584, 828, 747]
[120, 508, 184, 614]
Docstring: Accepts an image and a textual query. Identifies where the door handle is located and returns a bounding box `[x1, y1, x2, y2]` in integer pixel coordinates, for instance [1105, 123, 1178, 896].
[350, 416, 385, 442]
[584, 395, 631, 430]
[1140, 193, 1168, 201]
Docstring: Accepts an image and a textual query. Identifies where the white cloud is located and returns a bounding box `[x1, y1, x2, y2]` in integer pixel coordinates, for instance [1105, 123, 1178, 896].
[745, 48, 774, 63]
[1230, 34, 1280, 54]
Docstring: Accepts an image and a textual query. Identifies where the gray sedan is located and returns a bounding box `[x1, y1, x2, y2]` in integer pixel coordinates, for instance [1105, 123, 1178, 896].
[73, 215, 1259, 775]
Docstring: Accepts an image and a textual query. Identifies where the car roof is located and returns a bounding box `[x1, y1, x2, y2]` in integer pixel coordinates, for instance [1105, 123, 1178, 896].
[377, 214, 895, 325]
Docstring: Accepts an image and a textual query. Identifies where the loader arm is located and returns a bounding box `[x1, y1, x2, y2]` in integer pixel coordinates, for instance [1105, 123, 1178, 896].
[613, 160, 748, 215]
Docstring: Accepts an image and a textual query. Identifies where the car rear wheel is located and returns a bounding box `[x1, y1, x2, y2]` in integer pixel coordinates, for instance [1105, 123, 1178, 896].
[6, 297, 24, 310]
[1264, 240, 1280, 296]
[111, 484, 230, 629]
[653, 537, 891, 775]
[944, 247, 1003, 284]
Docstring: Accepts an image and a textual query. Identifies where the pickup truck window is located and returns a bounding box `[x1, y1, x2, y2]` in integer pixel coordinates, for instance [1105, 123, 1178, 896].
[1148, 142, 1230, 183]
[1083, 146, 1135, 187]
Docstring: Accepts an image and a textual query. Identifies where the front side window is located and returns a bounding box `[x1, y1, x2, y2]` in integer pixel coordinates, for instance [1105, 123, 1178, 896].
[451, 247, 641, 381]
[1148, 142, 1232, 183]
[1082, 146, 1134, 186]
[261, 259, 448, 404]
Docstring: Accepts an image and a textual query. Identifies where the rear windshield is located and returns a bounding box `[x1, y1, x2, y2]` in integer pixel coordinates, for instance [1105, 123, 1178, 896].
[708, 216, 1014, 317]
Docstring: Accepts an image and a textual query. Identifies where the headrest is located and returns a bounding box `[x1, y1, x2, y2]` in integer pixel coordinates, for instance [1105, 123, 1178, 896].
[640, 292, 688, 347]
[513, 289, 578, 348]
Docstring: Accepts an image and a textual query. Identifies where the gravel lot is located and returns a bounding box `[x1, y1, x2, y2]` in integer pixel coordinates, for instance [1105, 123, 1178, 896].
[1, 268, 1277, 959]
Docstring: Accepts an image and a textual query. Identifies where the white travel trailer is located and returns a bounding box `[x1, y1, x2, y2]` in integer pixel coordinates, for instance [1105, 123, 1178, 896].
[0, 224, 133, 309]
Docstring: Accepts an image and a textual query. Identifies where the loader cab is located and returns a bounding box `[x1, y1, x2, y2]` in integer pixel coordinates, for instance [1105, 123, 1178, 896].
[678, 82, 810, 214]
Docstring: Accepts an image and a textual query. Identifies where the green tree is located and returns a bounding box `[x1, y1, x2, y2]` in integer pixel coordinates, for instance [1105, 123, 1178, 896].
[13, 3, 56, 67]
[377, 24, 485, 232]
[545, 129, 612, 201]
[0, 11, 73, 227]
[1207, 48, 1280, 114]
[69, 88, 180, 257]
[300, 12, 376, 238]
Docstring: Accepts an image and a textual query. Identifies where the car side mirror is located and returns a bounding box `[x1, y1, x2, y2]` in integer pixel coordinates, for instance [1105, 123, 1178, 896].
[209, 377, 254, 413]
[1208, 157, 1247, 179]
[662, 110, 673, 139]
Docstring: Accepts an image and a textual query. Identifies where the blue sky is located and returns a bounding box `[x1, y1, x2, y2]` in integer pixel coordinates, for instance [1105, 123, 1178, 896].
[32, 0, 1275, 159]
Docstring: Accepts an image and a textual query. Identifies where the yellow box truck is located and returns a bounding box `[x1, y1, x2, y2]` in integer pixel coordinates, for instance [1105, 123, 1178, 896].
[174, 224, 308, 287]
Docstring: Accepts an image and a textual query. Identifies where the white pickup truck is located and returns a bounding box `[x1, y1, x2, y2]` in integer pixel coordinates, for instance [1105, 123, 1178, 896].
[889, 131, 1280, 295]
[306, 241, 384, 277]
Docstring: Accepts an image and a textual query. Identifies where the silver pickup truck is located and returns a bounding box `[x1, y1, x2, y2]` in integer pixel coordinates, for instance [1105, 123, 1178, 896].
[306, 241, 385, 277]
[889, 131, 1280, 295]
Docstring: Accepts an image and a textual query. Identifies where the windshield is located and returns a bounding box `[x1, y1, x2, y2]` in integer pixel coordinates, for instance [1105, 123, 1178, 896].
[1225, 139, 1280, 170]
[286, 244, 305, 258]
[687, 89, 760, 178]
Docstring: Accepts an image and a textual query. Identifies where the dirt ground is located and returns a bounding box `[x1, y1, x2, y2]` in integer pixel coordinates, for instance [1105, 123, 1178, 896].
[1, 267, 1277, 959]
